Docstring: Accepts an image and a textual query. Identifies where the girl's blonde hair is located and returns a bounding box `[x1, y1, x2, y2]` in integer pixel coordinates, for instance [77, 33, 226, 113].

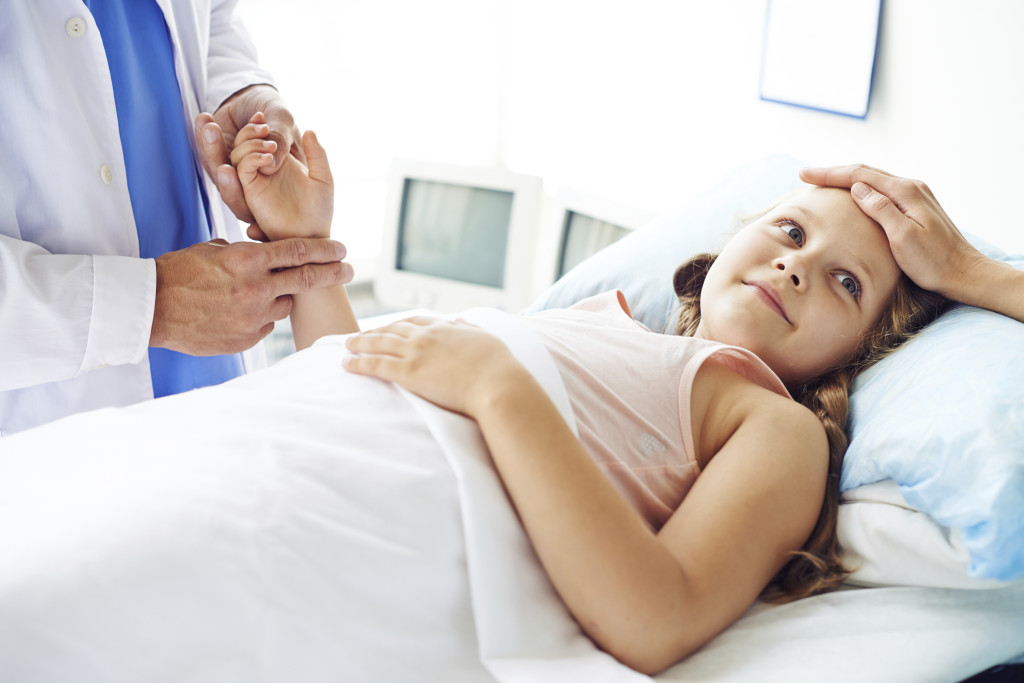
[671, 252, 949, 600]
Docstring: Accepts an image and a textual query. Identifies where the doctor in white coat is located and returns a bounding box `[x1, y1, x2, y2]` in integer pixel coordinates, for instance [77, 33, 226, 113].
[0, 0, 351, 435]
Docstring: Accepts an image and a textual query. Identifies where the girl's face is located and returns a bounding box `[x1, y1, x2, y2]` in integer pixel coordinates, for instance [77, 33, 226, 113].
[695, 187, 900, 386]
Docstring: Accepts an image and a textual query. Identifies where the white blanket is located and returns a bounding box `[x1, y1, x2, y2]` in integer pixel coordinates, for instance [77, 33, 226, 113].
[0, 311, 1021, 682]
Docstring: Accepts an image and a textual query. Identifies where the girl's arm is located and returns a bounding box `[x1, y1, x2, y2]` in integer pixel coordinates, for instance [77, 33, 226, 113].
[233, 114, 360, 347]
[343, 319, 827, 674]
[289, 281, 359, 351]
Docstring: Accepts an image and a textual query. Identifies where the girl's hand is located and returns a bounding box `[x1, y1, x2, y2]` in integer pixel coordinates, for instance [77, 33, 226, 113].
[799, 164, 988, 297]
[342, 317, 529, 418]
[195, 85, 304, 223]
[232, 112, 334, 241]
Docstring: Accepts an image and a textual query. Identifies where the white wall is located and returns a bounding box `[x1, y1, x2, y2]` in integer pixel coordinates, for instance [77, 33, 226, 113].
[242, 0, 1024, 273]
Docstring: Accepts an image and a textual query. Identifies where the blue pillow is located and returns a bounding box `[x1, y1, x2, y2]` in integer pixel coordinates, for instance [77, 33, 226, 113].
[843, 255, 1024, 582]
[527, 156, 1024, 582]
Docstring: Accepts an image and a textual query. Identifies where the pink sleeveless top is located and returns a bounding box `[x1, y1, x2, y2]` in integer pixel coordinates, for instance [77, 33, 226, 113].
[521, 291, 790, 531]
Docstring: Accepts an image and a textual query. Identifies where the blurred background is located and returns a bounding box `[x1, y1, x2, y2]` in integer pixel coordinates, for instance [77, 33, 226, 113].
[239, 0, 1024, 281]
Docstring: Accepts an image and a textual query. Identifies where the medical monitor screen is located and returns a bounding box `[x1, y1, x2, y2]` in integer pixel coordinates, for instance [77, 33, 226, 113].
[557, 210, 630, 278]
[396, 179, 513, 289]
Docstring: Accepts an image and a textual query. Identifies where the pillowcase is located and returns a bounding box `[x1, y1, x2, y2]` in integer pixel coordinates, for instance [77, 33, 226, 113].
[527, 155, 1024, 582]
[837, 480, 1006, 589]
[843, 258, 1024, 582]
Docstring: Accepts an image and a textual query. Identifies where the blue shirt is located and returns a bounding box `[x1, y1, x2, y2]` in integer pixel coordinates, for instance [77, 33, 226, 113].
[86, 0, 244, 397]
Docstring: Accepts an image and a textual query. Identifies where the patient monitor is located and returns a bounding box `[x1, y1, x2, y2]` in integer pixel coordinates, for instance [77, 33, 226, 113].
[540, 187, 656, 282]
[375, 159, 543, 313]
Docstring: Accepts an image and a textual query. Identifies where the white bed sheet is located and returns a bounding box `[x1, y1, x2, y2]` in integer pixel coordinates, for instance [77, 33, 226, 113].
[0, 332, 489, 682]
[0, 310, 1021, 682]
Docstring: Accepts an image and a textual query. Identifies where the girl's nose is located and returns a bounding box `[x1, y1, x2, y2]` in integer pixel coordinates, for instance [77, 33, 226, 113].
[776, 261, 801, 287]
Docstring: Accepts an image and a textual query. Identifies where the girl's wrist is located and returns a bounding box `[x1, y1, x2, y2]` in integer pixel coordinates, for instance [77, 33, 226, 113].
[470, 362, 539, 421]
[265, 230, 332, 241]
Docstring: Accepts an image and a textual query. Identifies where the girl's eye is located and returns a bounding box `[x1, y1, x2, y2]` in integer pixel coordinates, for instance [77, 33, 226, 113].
[834, 272, 862, 298]
[777, 219, 804, 246]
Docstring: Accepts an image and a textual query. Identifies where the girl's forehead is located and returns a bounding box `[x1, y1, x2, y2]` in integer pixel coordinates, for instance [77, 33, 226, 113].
[780, 187, 862, 219]
[777, 187, 900, 293]
[776, 188, 886, 244]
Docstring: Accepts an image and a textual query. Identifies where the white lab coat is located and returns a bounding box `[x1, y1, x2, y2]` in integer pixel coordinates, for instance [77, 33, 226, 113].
[0, 0, 276, 435]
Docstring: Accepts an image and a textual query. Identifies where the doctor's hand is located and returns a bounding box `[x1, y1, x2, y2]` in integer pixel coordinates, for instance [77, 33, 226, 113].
[195, 84, 304, 224]
[799, 164, 988, 297]
[343, 318, 531, 418]
[150, 238, 353, 356]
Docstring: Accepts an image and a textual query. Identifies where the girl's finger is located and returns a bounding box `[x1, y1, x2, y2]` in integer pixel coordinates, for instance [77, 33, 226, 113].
[342, 353, 402, 381]
[345, 330, 409, 355]
[400, 315, 443, 326]
[229, 121, 270, 157]
[363, 317, 442, 337]
[302, 130, 333, 186]
[236, 152, 275, 185]
[230, 137, 276, 168]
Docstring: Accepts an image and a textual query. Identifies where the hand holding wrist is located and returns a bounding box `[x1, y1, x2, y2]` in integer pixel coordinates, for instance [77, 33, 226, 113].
[150, 239, 350, 355]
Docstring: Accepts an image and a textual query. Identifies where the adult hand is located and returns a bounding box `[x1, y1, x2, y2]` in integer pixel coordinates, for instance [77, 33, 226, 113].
[194, 84, 304, 223]
[343, 317, 529, 418]
[150, 238, 353, 355]
[799, 164, 987, 297]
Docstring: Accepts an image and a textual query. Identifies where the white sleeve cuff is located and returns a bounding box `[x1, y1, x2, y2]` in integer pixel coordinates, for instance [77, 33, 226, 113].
[80, 255, 156, 373]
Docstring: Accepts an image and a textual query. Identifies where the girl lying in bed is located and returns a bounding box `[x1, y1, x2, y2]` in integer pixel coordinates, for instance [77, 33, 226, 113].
[10, 120, 1010, 680]
[224, 117, 966, 674]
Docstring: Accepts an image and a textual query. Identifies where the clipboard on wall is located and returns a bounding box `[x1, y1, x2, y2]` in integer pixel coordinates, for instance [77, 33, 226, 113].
[759, 0, 882, 119]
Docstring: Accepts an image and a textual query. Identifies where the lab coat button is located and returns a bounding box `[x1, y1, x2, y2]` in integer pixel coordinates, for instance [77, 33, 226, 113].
[65, 17, 87, 37]
[100, 164, 113, 185]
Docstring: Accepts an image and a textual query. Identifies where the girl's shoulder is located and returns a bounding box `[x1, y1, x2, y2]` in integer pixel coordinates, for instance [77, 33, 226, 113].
[687, 356, 819, 470]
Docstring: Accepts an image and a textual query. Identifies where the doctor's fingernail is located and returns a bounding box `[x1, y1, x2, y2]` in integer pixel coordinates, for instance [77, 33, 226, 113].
[852, 182, 871, 199]
[202, 126, 219, 144]
[217, 170, 230, 186]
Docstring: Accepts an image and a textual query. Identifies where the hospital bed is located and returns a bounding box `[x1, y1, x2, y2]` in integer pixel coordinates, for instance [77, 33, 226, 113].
[0, 156, 1021, 682]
